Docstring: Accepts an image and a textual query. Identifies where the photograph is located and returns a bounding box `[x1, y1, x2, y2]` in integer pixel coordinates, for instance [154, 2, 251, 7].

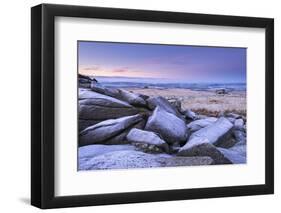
[77, 41, 247, 171]
[30, 3, 274, 209]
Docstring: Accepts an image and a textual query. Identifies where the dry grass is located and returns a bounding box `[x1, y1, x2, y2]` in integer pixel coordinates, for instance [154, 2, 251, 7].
[128, 88, 246, 117]
[192, 108, 246, 117]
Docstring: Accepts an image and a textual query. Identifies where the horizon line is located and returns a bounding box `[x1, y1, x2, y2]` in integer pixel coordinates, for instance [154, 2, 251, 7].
[91, 76, 246, 84]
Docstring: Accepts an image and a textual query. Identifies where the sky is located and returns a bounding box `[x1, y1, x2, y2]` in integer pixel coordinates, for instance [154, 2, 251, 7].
[78, 41, 246, 83]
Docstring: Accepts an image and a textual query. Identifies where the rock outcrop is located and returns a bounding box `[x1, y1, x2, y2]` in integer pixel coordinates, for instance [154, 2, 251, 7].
[78, 74, 97, 88]
[78, 80, 247, 169]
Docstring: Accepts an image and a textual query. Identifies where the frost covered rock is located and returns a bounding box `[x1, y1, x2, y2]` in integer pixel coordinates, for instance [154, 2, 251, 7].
[225, 112, 242, 119]
[177, 137, 232, 164]
[91, 85, 146, 107]
[228, 144, 246, 156]
[118, 89, 147, 106]
[79, 144, 135, 159]
[126, 128, 169, 153]
[218, 144, 246, 164]
[146, 96, 181, 117]
[78, 74, 97, 88]
[78, 144, 136, 170]
[90, 84, 120, 98]
[167, 98, 182, 113]
[101, 115, 147, 145]
[196, 114, 208, 119]
[79, 150, 214, 170]
[232, 118, 246, 145]
[79, 150, 168, 170]
[178, 115, 244, 164]
[145, 107, 188, 144]
[226, 117, 236, 124]
[79, 119, 101, 132]
[162, 156, 214, 167]
[79, 114, 144, 146]
[79, 88, 141, 130]
[79, 90, 139, 121]
[189, 117, 233, 148]
[234, 118, 244, 128]
[187, 117, 217, 133]
[233, 129, 246, 145]
[183, 109, 197, 121]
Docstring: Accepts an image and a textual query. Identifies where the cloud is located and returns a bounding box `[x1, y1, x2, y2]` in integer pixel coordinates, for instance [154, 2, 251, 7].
[112, 67, 130, 73]
[82, 65, 100, 71]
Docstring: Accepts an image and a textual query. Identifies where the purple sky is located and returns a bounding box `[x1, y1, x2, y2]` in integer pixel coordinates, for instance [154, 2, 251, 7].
[78, 41, 246, 83]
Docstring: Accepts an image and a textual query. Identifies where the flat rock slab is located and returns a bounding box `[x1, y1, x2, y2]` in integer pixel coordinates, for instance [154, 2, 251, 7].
[79, 144, 136, 159]
[187, 117, 217, 133]
[162, 156, 214, 167]
[79, 114, 144, 146]
[79, 119, 102, 132]
[126, 128, 169, 153]
[229, 144, 246, 156]
[79, 90, 139, 120]
[79, 150, 214, 170]
[90, 85, 120, 97]
[118, 89, 147, 107]
[145, 107, 188, 144]
[147, 96, 181, 117]
[189, 117, 233, 148]
[225, 113, 242, 119]
[218, 145, 246, 164]
[91, 85, 146, 107]
[177, 133, 246, 165]
[177, 137, 232, 164]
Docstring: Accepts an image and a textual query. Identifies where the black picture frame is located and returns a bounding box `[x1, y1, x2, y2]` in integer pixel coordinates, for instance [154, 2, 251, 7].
[31, 3, 274, 209]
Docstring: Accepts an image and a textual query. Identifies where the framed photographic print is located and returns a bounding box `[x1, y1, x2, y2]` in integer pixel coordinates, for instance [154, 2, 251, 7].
[31, 3, 274, 209]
